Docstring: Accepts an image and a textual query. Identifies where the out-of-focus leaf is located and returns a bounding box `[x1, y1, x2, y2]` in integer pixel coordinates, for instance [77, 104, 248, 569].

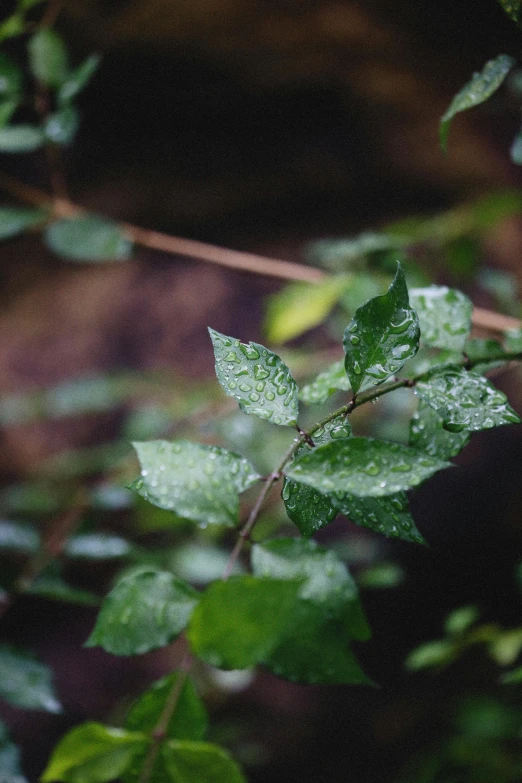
[264, 275, 349, 343]
[478, 268, 519, 315]
[445, 606, 479, 636]
[357, 562, 405, 589]
[504, 328, 522, 352]
[0, 98, 19, 128]
[26, 572, 99, 606]
[209, 329, 299, 426]
[28, 28, 68, 88]
[169, 543, 244, 585]
[86, 567, 198, 656]
[0, 645, 62, 712]
[0, 125, 45, 152]
[0, 206, 46, 240]
[65, 534, 131, 560]
[405, 639, 455, 670]
[299, 360, 350, 405]
[162, 740, 246, 783]
[0, 720, 27, 782]
[409, 286, 472, 351]
[45, 215, 132, 262]
[44, 105, 79, 145]
[440, 54, 515, 152]
[306, 232, 402, 271]
[498, 0, 522, 26]
[58, 54, 101, 104]
[0, 520, 40, 553]
[0, 53, 23, 97]
[0, 15, 25, 43]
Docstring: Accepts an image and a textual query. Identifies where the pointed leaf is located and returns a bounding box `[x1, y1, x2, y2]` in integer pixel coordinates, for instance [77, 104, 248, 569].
[416, 367, 520, 432]
[343, 263, 420, 394]
[0, 125, 45, 152]
[252, 537, 369, 640]
[41, 723, 148, 783]
[285, 437, 450, 498]
[125, 674, 207, 741]
[162, 740, 246, 783]
[0, 719, 27, 782]
[28, 29, 68, 88]
[132, 440, 260, 527]
[58, 54, 101, 104]
[0, 206, 46, 240]
[498, 1, 522, 26]
[409, 285, 472, 351]
[45, 216, 132, 262]
[299, 359, 350, 405]
[187, 576, 302, 669]
[44, 105, 79, 146]
[440, 54, 515, 152]
[410, 397, 471, 459]
[282, 413, 351, 535]
[85, 568, 198, 656]
[0, 645, 62, 712]
[208, 328, 299, 426]
[333, 492, 425, 545]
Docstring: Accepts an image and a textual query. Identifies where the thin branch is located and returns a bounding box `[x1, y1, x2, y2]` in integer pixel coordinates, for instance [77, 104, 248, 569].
[0, 173, 519, 332]
[40, 0, 65, 29]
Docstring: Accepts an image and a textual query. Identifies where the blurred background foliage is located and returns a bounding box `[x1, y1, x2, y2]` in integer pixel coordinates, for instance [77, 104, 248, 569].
[3, 0, 522, 781]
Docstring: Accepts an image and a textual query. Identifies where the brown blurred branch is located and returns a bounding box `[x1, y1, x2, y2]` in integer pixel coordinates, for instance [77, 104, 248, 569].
[0, 172, 519, 332]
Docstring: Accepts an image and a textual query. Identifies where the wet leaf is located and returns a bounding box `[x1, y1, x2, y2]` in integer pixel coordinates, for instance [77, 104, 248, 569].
[28, 29, 68, 88]
[0, 206, 46, 240]
[41, 723, 148, 783]
[410, 398, 471, 459]
[85, 567, 198, 656]
[209, 328, 299, 426]
[264, 275, 349, 344]
[285, 437, 449, 498]
[440, 54, 515, 152]
[299, 360, 350, 405]
[125, 673, 207, 741]
[58, 54, 101, 104]
[343, 263, 420, 394]
[409, 286, 472, 351]
[334, 492, 425, 545]
[45, 215, 132, 262]
[132, 440, 260, 527]
[162, 740, 246, 783]
[44, 106, 79, 145]
[0, 645, 62, 712]
[0, 125, 45, 152]
[187, 576, 302, 669]
[416, 367, 520, 432]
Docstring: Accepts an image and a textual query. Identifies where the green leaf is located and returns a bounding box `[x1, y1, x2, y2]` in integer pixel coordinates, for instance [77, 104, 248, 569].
[409, 286, 472, 351]
[132, 440, 260, 527]
[498, 1, 522, 26]
[0, 98, 19, 128]
[125, 674, 207, 741]
[85, 567, 198, 656]
[343, 262, 420, 394]
[285, 437, 450, 498]
[44, 215, 132, 262]
[282, 413, 352, 535]
[0, 15, 25, 43]
[0, 125, 44, 152]
[0, 206, 46, 240]
[334, 492, 425, 545]
[298, 360, 350, 405]
[41, 723, 148, 783]
[500, 664, 522, 684]
[0, 53, 23, 97]
[187, 576, 302, 669]
[410, 397, 471, 460]
[511, 126, 522, 164]
[170, 542, 245, 584]
[44, 105, 79, 146]
[440, 54, 515, 152]
[0, 519, 40, 553]
[0, 720, 27, 782]
[162, 740, 246, 783]
[209, 328, 299, 426]
[504, 328, 522, 352]
[264, 275, 349, 344]
[0, 645, 62, 712]
[65, 533, 132, 560]
[58, 54, 101, 104]
[26, 573, 99, 606]
[416, 367, 520, 432]
[405, 639, 455, 671]
[464, 338, 507, 373]
[251, 537, 369, 640]
[445, 605, 479, 636]
[28, 29, 68, 89]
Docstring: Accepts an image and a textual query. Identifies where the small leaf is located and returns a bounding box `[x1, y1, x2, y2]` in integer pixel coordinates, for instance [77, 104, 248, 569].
[0, 15, 25, 44]
[0, 98, 19, 128]
[299, 360, 350, 405]
[0, 519, 40, 553]
[334, 492, 425, 545]
[409, 285, 472, 351]
[285, 437, 450, 498]
[65, 533, 132, 560]
[440, 54, 515, 152]
[0, 53, 23, 97]
[0, 125, 45, 152]
[264, 275, 349, 344]
[0, 206, 46, 239]
[500, 664, 522, 684]
[58, 54, 101, 104]
[416, 367, 520, 432]
[162, 740, 246, 783]
[252, 537, 369, 640]
[209, 328, 299, 426]
[464, 338, 507, 373]
[26, 574, 99, 606]
[510, 126, 522, 164]
[44, 105, 79, 145]
[498, 1, 522, 26]
[132, 440, 260, 527]
[0, 645, 62, 712]
[41, 723, 148, 783]
[405, 639, 455, 671]
[445, 605, 479, 636]
[343, 262, 420, 394]
[187, 576, 302, 669]
[0, 720, 27, 782]
[28, 29, 68, 88]
[410, 398, 471, 460]
[125, 674, 207, 741]
[45, 215, 132, 262]
[85, 567, 198, 656]
[504, 328, 522, 352]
